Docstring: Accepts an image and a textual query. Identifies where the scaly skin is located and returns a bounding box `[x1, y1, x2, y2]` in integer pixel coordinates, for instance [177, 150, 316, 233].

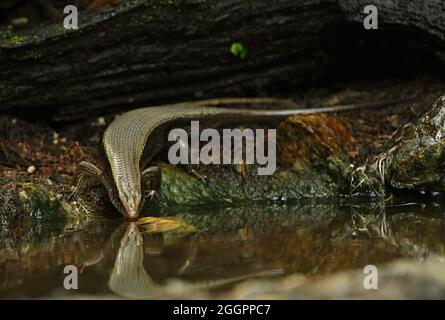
[72, 97, 410, 218]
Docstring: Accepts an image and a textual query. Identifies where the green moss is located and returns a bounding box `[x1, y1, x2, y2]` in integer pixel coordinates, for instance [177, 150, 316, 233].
[19, 185, 69, 221]
[146, 156, 381, 210]
[2, 34, 29, 46]
[387, 96, 445, 191]
[158, 164, 218, 205]
[0, 25, 30, 46]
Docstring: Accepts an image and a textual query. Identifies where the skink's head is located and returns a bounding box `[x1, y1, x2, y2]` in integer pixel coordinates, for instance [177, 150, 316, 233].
[117, 179, 142, 219]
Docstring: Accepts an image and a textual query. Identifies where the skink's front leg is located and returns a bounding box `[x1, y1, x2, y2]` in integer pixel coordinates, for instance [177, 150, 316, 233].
[141, 166, 162, 202]
[69, 161, 104, 200]
[71, 160, 128, 215]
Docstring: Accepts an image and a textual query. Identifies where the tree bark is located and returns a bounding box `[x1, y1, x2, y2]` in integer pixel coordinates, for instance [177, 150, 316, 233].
[0, 0, 444, 121]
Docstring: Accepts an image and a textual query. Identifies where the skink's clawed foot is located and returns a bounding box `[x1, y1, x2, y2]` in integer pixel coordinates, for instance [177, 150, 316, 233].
[141, 165, 162, 203]
[146, 189, 160, 202]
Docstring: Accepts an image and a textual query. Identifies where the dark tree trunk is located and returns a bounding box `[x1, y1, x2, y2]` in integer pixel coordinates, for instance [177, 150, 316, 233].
[0, 0, 444, 121]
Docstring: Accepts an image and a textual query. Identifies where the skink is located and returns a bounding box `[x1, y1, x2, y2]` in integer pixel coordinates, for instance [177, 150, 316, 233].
[72, 97, 408, 219]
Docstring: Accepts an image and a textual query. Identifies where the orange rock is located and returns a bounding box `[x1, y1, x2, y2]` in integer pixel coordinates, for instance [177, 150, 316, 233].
[277, 114, 359, 167]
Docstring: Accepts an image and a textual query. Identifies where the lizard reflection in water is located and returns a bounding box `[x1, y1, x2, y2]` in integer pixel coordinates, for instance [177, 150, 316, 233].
[82, 222, 283, 299]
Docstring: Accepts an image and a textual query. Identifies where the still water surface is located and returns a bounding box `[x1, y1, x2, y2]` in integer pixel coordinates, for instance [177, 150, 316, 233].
[1, 201, 444, 298]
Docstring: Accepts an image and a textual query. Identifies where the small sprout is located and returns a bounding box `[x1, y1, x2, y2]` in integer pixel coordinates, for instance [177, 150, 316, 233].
[230, 42, 248, 60]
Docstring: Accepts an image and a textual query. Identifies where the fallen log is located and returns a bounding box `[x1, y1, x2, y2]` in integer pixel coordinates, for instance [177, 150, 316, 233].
[0, 0, 444, 121]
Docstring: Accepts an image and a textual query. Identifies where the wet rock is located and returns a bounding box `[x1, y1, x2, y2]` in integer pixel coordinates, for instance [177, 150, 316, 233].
[0, 178, 26, 226]
[218, 259, 445, 299]
[277, 114, 359, 166]
[384, 96, 445, 191]
[18, 184, 70, 221]
[153, 114, 379, 208]
[0, 176, 75, 225]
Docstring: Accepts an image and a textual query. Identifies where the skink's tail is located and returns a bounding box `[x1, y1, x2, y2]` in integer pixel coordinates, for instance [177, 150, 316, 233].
[179, 95, 417, 116]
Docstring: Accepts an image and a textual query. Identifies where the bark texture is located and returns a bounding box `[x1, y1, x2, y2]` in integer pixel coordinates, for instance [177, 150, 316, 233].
[0, 0, 444, 121]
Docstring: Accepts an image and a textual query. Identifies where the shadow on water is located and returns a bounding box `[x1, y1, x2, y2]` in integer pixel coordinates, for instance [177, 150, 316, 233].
[1, 200, 445, 298]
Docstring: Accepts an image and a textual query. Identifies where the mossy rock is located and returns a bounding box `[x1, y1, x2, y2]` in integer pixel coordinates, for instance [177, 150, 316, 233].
[151, 156, 381, 209]
[18, 184, 70, 221]
[386, 96, 445, 191]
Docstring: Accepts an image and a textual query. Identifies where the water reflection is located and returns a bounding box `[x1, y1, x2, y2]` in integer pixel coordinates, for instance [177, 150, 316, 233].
[108, 223, 155, 298]
[107, 223, 283, 299]
[1, 202, 445, 298]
